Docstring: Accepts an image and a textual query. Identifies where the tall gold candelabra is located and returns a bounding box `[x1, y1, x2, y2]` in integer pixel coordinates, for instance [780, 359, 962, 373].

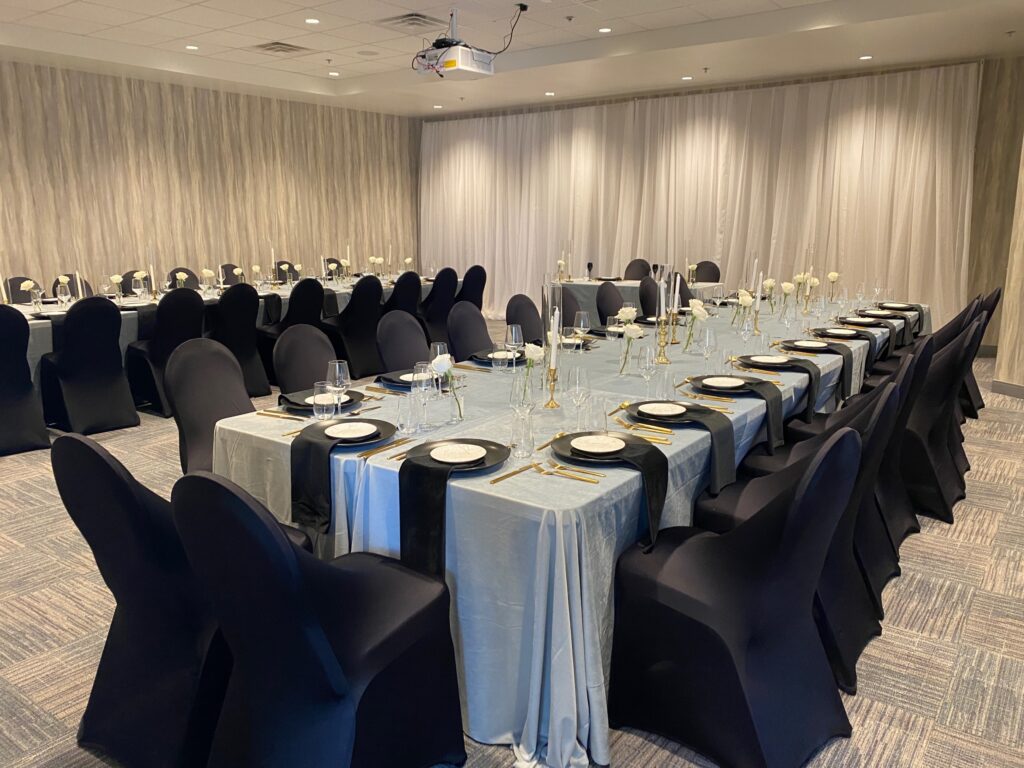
[544, 367, 560, 409]
[655, 317, 671, 364]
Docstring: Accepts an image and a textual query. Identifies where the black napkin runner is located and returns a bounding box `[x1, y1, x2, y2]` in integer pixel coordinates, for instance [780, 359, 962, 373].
[672, 410, 735, 495]
[822, 329, 880, 369]
[614, 443, 668, 549]
[880, 303, 925, 336]
[737, 378, 785, 452]
[262, 292, 283, 325]
[399, 456, 457, 578]
[818, 342, 855, 401]
[781, 358, 821, 420]
[862, 317, 903, 352]
[290, 422, 347, 534]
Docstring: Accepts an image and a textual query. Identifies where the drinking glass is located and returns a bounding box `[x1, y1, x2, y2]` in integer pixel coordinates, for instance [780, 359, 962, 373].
[872, 282, 882, 302]
[739, 315, 754, 345]
[561, 326, 578, 355]
[573, 311, 591, 340]
[567, 366, 591, 430]
[505, 324, 524, 370]
[429, 342, 448, 361]
[511, 414, 534, 459]
[491, 342, 509, 372]
[100, 280, 110, 297]
[396, 395, 417, 435]
[855, 282, 865, 304]
[622, 301, 637, 312]
[510, 370, 536, 415]
[637, 345, 656, 398]
[413, 361, 436, 429]
[132, 278, 144, 300]
[312, 382, 334, 421]
[56, 284, 71, 309]
[326, 360, 351, 405]
[699, 326, 718, 374]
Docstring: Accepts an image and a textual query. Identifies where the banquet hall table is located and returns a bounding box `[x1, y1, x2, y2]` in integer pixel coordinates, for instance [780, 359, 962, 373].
[561, 279, 723, 320]
[211, 305, 924, 767]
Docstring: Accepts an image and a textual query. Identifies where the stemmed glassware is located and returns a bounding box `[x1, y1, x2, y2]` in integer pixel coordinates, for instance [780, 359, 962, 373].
[413, 361, 436, 431]
[505, 324, 524, 370]
[855, 282, 865, 306]
[637, 345, 656, 398]
[698, 325, 718, 374]
[56, 283, 71, 310]
[132, 277, 145, 302]
[573, 311, 591, 346]
[325, 360, 351, 408]
[566, 366, 591, 431]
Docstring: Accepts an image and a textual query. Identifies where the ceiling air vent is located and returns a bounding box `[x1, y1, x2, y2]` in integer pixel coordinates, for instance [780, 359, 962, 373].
[375, 12, 447, 35]
[252, 41, 309, 55]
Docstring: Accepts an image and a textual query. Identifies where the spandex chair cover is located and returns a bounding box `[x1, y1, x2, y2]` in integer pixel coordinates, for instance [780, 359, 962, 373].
[638, 276, 658, 317]
[211, 283, 270, 396]
[596, 281, 624, 325]
[609, 429, 862, 768]
[377, 310, 430, 372]
[419, 267, 458, 345]
[272, 324, 337, 396]
[165, 338, 254, 473]
[51, 434, 226, 768]
[505, 294, 544, 345]
[454, 264, 486, 309]
[6, 276, 41, 303]
[256, 278, 326, 383]
[322, 275, 384, 379]
[382, 271, 422, 316]
[40, 297, 140, 435]
[0, 306, 49, 454]
[447, 301, 492, 362]
[126, 287, 205, 417]
[694, 260, 721, 283]
[623, 258, 651, 280]
[51, 275, 94, 299]
[170, 472, 467, 768]
[220, 263, 241, 286]
[166, 267, 200, 290]
[960, 287, 1001, 418]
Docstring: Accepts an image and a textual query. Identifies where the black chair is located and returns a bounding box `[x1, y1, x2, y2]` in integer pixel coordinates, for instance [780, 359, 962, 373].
[377, 310, 431, 372]
[638, 276, 658, 318]
[419, 267, 458, 345]
[447, 301, 492, 362]
[166, 267, 200, 290]
[596, 281, 623, 326]
[170, 472, 467, 768]
[126, 288, 205, 417]
[6, 276, 42, 303]
[40, 297, 139, 435]
[51, 434, 225, 768]
[870, 296, 978, 375]
[220, 263, 241, 286]
[505, 294, 544, 345]
[382, 271, 422, 316]
[210, 283, 270, 397]
[0, 306, 49, 455]
[256, 278, 325, 384]
[623, 258, 650, 280]
[325, 257, 342, 274]
[121, 270, 153, 296]
[693, 260, 721, 283]
[275, 260, 298, 283]
[273, 325, 336, 396]
[961, 287, 1001, 418]
[165, 338, 253, 474]
[322, 275, 384, 379]
[454, 264, 486, 309]
[609, 429, 861, 768]
[52, 275, 94, 299]
[559, 288, 582, 331]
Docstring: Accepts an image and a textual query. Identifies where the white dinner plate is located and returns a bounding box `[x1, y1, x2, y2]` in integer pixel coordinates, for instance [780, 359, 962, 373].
[325, 422, 378, 440]
[488, 350, 515, 360]
[881, 302, 912, 310]
[305, 393, 349, 406]
[862, 310, 893, 317]
[604, 326, 624, 335]
[37, 310, 66, 317]
[430, 443, 487, 464]
[571, 435, 626, 454]
[824, 328, 857, 337]
[639, 402, 687, 417]
[702, 376, 746, 389]
[646, 316, 660, 322]
[843, 317, 875, 325]
[750, 354, 791, 365]
[399, 372, 435, 382]
[794, 340, 828, 349]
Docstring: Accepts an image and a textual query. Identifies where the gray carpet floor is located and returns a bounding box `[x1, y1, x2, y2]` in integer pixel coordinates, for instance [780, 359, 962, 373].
[1, 358, 1021, 767]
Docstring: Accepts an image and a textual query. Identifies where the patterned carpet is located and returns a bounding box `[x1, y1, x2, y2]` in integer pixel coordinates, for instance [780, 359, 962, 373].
[0, 358, 1021, 767]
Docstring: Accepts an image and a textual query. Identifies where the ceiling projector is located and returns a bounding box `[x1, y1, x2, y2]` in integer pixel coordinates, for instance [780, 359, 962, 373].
[412, 4, 526, 80]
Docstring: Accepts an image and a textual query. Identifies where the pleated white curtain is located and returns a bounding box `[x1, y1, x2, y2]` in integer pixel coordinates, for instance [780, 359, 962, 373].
[420, 63, 980, 323]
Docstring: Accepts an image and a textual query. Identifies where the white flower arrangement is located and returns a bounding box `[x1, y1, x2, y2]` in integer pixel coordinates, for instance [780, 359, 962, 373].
[763, 278, 776, 290]
[691, 303, 709, 322]
[328, 262, 339, 271]
[781, 281, 795, 295]
[623, 324, 643, 339]
[201, 268, 215, 278]
[431, 353, 453, 375]
[619, 323, 643, 374]
[233, 267, 243, 276]
[684, 300, 708, 349]
[557, 259, 566, 267]
[57, 275, 70, 285]
[133, 271, 147, 279]
[523, 343, 544, 362]
[616, 306, 638, 324]
[251, 265, 261, 274]
[737, 290, 754, 308]
[20, 279, 35, 291]
[404, 257, 413, 265]
[110, 274, 122, 283]
[431, 353, 462, 418]
[688, 298, 704, 312]
[809, 277, 820, 288]
[294, 264, 303, 272]
[793, 272, 807, 285]
[175, 271, 188, 281]
[827, 271, 840, 283]
[339, 259, 350, 268]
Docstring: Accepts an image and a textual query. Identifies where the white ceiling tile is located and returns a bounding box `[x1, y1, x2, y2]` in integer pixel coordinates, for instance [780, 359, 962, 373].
[19, 13, 111, 34]
[0, 0, 72, 9]
[0, 6, 35, 22]
[88, 26, 175, 45]
[226, 18, 304, 40]
[626, 6, 710, 30]
[315, 0, 419, 23]
[50, 1, 147, 26]
[515, 28, 588, 48]
[690, 0, 780, 21]
[92, 0, 188, 12]
[374, 35, 439, 54]
[279, 31, 359, 50]
[120, 17, 212, 39]
[156, 38, 230, 55]
[199, 0, 297, 18]
[206, 48, 283, 64]
[263, 9, 359, 33]
[185, 28, 268, 48]
[322, 21, 407, 43]
[159, 5, 253, 29]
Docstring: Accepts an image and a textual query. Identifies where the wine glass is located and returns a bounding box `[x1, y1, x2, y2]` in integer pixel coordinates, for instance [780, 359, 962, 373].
[573, 311, 591, 343]
[510, 370, 535, 415]
[637, 345, 656, 398]
[872, 281, 882, 302]
[698, 325, 718, 374]
[567, 366, 590, 430]
[505, 324, 524, 370]
[56, 283, 71, 309]
[739, 316, 753, 345]
[413, 361, 435, 430]
[132, 277, 144, 301]
[312, 382, 334, 421]
[429, 342, 448, 361]
[325, 360, 351, 406]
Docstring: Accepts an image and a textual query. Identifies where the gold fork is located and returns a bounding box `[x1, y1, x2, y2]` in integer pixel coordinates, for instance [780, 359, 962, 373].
[547, 459, 605, 477]
[534, 464, 600, 484]
[614, 416, 672, 435]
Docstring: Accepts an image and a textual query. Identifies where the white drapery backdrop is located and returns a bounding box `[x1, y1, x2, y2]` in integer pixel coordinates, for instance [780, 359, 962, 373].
[420, 63, 980, 323]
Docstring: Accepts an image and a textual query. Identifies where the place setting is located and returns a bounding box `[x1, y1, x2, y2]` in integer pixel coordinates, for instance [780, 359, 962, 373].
[684, 374, 784, 451]
[734, 352, 821, 420]
[278, 388, 365, 415]
[776, 338, 855, 399]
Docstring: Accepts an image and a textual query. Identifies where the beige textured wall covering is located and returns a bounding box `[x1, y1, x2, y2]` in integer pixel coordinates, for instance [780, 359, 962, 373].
[993, 129, 1024, 397]
[0, 60, 420, 287]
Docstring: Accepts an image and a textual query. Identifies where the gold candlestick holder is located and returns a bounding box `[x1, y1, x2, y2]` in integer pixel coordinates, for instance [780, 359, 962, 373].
[544, 367, 560, 409]
[669, 310, 681, 344]
[802, 289, 812, 314]
[655, 317, 671, 364]
[753, 308, 762, 336]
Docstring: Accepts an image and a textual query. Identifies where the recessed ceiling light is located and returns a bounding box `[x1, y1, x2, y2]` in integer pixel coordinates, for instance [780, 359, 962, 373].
[545, 91, 555, 96]
[598, 27, 612, 33]
[305, 18, 319, 24]
[681, 75, 693, 81]
[328, 71, 340, 77]
[859, 54, 873, 60]
[433, 105, 443, 109]
[185, 44, 199, 50]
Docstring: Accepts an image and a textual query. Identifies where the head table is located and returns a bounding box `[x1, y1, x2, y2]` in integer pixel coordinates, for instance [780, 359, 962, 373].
[14, 278, 451, 382]
[211, 301, 929, 768]
[561, 278, 723, 321]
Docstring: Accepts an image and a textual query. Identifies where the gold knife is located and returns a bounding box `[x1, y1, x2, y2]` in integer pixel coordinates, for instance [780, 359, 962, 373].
[365, 385, 403, 396]
[256, 409, 306, 422]
[454, 363, 489, 372]
[357, 437, 412, 459]
[489, 462, 539, 485]
[534, 465, 600, 484]
[536, 432, 566, 451]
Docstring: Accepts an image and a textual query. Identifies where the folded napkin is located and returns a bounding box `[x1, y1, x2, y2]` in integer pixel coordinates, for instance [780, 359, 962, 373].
[262, 293, 283, 325]
[737, 378, 785, 452]
[673, 410, 735, 495]
[613, 443, 668, 549]
[859, 316, 904, 352]
[779, 358, 821, 420]
[812, 342, 855, 401]
[880, 303, 925, 336]
[822, 329, 880, 369]
[399, 456, 458, 578]
[279, 390, 315, 409]
[290, 421, 347, 534]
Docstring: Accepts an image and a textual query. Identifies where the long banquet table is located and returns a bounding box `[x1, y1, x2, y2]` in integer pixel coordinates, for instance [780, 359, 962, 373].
[212, 303, 929, 768]
[562, 279, 723, 321]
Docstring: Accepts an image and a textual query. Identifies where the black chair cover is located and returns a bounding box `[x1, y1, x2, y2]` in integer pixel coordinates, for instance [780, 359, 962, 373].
[505, 294, 544, 345]
[596, 281, 624, 325]
[166, 267, 200, 290]
[165, 338, 254, 473]
[51, 434, 226, 768]
[275, 260, 299, 283]
[40, 297, 139, 435]
[377, 310, 431, 372]
[420, 267, 458, 344]
[257, 278, 326, 383]
[52, 275, 94, 298]
[121, 270, 153, 295]
[623, 258, 651, 280]
[220, 263, 241, 286]
[961, 287, 1001, 418]
[638, 276, 658, 317]
[560, 288, 582, 331]
[273, 324, 337, 396]
[209, 283, 270, 396]
[609, 429, 861, 768]
[382, 271, 422, 316]
[693, 260, 721, 283]
[126, 288, 205, 417]
[0, 306, 49, 455]
[447, 301, 493, 362]
[170, 472, 467, 768]
[323, 275, 384, 379]
[7, 275, 42, 303]
[454, 264, 486, 309]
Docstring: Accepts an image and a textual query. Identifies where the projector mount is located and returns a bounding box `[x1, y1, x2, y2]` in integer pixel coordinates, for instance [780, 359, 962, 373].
[412, 4, 528, 78]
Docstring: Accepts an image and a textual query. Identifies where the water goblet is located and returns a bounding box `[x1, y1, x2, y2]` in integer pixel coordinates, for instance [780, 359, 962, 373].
[637, 345, 656, 398]
[312, 382, 335, 421]
[326, 360, 351, 406]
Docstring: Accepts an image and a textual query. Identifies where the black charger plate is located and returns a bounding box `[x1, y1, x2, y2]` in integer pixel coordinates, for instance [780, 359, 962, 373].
[318, 418, 396, 447]
[404, 438, 510, 472]
[279, 388, 364, 413]
[551, 430, 649, 465]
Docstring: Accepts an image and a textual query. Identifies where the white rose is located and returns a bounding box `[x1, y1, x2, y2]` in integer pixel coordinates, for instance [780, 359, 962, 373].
[233, 267, 243, 276]
[110, 274, 122, 283]
[794, 272, 806, 284]
[251, 265, 261, 273]
[738, 293, 754, 308]
[827, 271, 840, 283]
[175, 272, 188, 281]
[404, 257, 412, 265]
[688, 298, 704, 311]
[616, 306, 638, 323]
[58, 275, 70, 285]
[431, 353, 453, 375]
[340, 259, 350, 268]
[134, 271, 147, 279]
[692, 305, 709, 322]
[280, 262, 290, 269]
[328, 262, 338, 271]
[810, 277, 820, 288]
[294, 264, 303, 272]
[623, 324, 644, 340]
[763, 278, 776, 290]
[557, 259, 566, 267]
[523, 342, 544, 361]
[20, 279, 35, 291]
[781, 282, 795, 295]
[201, 268, 215, 278]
